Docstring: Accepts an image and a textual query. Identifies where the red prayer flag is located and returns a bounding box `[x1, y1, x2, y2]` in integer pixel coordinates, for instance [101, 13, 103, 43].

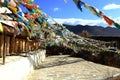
[102, 15, 114, 26]
[24, 3, 38, 9]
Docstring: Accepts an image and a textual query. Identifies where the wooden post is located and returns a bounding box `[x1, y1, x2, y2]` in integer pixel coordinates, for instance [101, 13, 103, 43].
[6, 36, 10, 56]
[17, 38, 20, 55]
[23, 39, 25, 52]
[25, 39, 27, 52]
[0, 35, 3, 58]
[3, 27, 6, 65]
[9, 36, 15, 56]
[25, 39, 28, 56]
[21, 39, 24, 52]
[14, 38, 18, 54]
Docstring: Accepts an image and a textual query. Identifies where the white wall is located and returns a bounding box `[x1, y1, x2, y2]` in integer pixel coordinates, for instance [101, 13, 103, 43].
[0, 49, 46, 80]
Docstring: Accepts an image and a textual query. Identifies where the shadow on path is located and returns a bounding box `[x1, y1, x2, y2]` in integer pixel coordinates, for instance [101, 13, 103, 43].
[35, 56, 84, 69]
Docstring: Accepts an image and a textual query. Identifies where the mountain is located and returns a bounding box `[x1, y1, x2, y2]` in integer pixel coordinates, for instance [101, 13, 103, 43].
[64, 24, 120, 37]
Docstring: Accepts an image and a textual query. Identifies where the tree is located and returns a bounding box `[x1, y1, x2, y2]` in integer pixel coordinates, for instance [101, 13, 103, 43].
[80, 30, 90, 38]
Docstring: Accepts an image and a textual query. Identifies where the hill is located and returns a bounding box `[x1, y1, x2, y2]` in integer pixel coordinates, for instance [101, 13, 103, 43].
[64, 24, 120, 37]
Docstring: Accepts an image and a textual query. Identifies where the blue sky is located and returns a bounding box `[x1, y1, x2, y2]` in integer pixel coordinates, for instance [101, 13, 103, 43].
[33, 0, 120, 26]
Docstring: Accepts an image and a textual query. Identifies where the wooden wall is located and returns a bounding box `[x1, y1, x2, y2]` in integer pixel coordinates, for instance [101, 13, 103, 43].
[0, 34, 41, 58]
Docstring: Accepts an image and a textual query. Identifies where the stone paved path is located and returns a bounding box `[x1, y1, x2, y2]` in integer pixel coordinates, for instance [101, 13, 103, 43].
[24, 55, 120, 80]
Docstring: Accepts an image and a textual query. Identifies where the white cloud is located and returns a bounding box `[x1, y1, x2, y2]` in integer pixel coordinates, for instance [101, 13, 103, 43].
[115, 17, 120, 21]
[53, 7, 59, 12]
[48, 17, 120, 27]
[103, 3, 120, 10]
[53, 18, 107, 27]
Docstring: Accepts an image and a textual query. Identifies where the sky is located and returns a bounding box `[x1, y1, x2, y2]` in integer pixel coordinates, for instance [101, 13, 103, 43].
[33, 0, 120, 27]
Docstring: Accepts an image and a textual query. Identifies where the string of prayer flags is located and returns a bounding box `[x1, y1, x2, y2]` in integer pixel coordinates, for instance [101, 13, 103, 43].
[73, 0, 120, 28]
[0, 0, 114, 53]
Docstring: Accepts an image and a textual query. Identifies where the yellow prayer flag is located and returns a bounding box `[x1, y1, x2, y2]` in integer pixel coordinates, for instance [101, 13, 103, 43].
[88, 6, 98, 15]
[42, 20, 47, 28]
[35, 8, 42, 15]
[0, 22, 3, 32]
[8, 5, 18, 13]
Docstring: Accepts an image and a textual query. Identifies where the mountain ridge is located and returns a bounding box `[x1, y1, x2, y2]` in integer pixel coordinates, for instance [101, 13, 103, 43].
[63, 24, 120, 37]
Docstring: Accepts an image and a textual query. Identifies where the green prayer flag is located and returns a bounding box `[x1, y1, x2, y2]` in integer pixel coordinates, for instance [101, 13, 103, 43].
[114, 22, 120, 29]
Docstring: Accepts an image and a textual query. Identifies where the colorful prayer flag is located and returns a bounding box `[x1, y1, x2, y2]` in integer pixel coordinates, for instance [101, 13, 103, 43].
[73, 0, 85, 11]
[0, 22, 3, 32]
[101, 15, 114, 26]
[114, 22, 120, 29]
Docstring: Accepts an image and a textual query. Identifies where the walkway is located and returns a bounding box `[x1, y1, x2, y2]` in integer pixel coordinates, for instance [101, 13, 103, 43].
[24, 55, 120, 80]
